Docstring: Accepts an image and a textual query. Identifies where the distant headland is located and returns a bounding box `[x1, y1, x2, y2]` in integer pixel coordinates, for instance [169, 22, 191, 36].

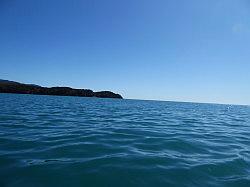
[0, 79, 123, 99]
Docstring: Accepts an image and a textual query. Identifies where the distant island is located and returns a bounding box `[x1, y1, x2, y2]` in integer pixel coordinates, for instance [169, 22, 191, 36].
[0, 79, 123, 99]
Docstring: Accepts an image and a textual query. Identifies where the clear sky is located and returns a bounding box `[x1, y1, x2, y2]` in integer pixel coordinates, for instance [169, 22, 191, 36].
[0, 0, 250, 105]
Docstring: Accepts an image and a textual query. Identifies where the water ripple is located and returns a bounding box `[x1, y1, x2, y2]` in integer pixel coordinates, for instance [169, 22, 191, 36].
[0, 94, 250, 187]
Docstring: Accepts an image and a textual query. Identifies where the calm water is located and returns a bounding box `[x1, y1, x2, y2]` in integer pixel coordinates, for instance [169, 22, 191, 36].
[0, 94, 250, 187]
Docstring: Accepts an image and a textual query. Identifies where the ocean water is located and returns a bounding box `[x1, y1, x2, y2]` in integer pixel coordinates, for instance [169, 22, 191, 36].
[0, 93, 249, 187]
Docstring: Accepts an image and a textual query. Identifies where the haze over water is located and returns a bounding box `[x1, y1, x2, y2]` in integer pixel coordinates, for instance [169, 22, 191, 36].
[0, 93, 250, 187]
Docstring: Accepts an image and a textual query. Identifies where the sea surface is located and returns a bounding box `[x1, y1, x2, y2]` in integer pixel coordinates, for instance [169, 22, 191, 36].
[0, 93, 249, 187]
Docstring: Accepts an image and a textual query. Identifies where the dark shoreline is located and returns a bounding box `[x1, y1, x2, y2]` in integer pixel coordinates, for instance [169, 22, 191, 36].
[0, 79, 123, 99]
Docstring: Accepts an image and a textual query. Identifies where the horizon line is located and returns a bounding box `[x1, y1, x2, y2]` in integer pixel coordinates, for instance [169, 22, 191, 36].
[1, 78, 249, 106]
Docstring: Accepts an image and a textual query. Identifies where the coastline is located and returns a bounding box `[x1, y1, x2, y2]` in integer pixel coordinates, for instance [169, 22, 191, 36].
[0, 79, 123, 99]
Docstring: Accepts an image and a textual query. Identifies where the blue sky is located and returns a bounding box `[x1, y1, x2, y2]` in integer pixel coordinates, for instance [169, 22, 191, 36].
[0, 0, 250, 105]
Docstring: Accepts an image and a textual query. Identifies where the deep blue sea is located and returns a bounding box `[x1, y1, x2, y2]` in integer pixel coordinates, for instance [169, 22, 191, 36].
[0, 93, 249, 187]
